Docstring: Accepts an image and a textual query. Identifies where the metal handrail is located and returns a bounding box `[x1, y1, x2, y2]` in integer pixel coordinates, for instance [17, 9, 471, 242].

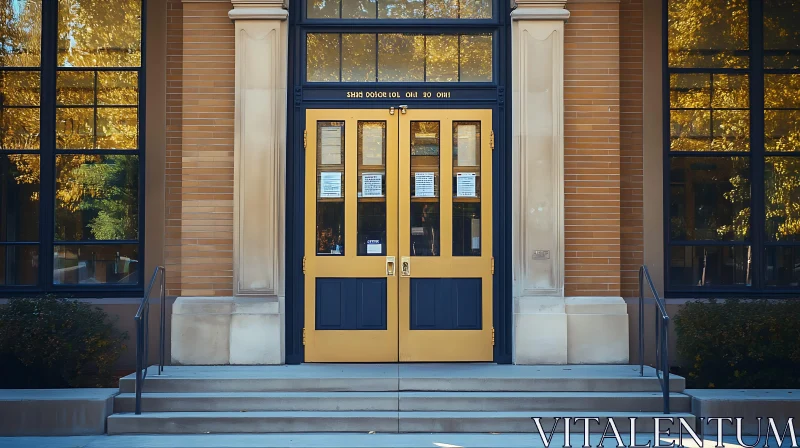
[134, 266, 166, 415]
[638, 265, 670, 414]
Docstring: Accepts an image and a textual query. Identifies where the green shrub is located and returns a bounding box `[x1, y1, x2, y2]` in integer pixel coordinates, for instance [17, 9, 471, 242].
[674, 298, 800, 389]
[0, 297, 127, 388]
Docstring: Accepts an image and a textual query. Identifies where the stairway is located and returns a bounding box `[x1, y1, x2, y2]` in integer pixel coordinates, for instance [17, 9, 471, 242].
[107, 364, 695, 434]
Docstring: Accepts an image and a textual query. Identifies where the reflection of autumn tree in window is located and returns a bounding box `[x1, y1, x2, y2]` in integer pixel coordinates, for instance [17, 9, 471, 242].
[0, 0, 41, 67]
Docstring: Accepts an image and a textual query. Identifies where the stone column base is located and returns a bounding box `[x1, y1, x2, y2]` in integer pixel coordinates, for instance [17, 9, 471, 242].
[171, 296, 285, 365]
[513, 296, 629, 364]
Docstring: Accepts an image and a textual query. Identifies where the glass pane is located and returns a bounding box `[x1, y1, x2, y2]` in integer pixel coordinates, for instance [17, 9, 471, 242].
[378, 34, 424, 82]
[357, 121, 386, 256]
[56, 71, 94, 105]
[711, 110, 749, 152]
[98, 72, 138, 105]
[342, 0, 377, 18]
[459, 34, 492, 82]
[308, 0, 340, 18]
[342, 34, 376, 82]
[426, 0, 458, 19]
[1, 71, 39, 106]
[453, 122, 480, 256]
[765, 157, 800, 242]
[765, 74, 800, 109]
[56, 107, 94, 149]
[710, 74, 749, 109]
[0, 155, 39, 242]
[669, 74, 711, 109]
[307, 34, 340, 82]
[1, 107, 39, 150]
[0, 0, 42, 67]
[53, 244, 139, 285]
[667, 0, 748, 68]
[379, 0, 424, 19]
[765, 75, 800, 152]
[460, 0, 491, 19]
[764, 0, 800, 69]
[765, 246, 800, 287]
[57, 0, 142, 67]
[0, 245, 38, 285]
[317, 121, 345, 256]
[669, 157, 751, 241]
[669, 245, 751, 288]
[55, 155, 139, 241]
[670, 110, 711, 151]
[97, 107, 137, 149]
[426, 35, 458, 82]
[410, 121, 440, 256]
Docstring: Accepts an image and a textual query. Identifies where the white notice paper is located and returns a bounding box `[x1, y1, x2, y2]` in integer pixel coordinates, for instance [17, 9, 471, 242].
[361, 173, 383, 197]
[319, 172, 342, 198]
[362, 124, 384, 166]
[414, 172, 435, 197]
[457, 124, 478, 167]
[367, 239, 382, 254]
[320, 126, 342, 165]
[456, 172, 477, 197]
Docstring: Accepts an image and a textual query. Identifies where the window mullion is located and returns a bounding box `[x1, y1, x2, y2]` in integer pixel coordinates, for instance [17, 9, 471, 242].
[749, 0, 765, 290]
[40, 0, 58, 291]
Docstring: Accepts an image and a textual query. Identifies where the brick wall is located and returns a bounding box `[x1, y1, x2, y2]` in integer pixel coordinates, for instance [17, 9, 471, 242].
[563, 1, 622, 297]
[619, 0, 645, 298]
[165, 1, 235, 297]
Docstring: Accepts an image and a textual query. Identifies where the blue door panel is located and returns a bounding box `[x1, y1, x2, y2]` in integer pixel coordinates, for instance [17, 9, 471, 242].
[410, 278, 482, 330]
[316, 278, 387, 330]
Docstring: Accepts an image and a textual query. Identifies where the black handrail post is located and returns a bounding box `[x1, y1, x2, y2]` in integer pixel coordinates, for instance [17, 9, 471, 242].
[638, 266, 644, 377]
[134, 266, 166, 416]
[663, 316, 670, 414]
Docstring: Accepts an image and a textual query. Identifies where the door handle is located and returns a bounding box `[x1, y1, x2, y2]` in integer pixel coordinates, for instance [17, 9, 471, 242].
[401, 256, 411, 277]
[386, 256, 396, 276]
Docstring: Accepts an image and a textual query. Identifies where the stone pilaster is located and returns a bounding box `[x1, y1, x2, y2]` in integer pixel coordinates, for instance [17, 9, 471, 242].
[171, 0, 288, 365]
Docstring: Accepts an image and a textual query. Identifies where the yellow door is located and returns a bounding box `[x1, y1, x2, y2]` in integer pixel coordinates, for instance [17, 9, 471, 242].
[304, 109, 399, 362]
[304, 108, 493, 362]
[398, 109, 493, 361]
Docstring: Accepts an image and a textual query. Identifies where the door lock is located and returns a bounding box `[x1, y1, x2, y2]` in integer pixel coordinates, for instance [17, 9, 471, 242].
[399, 105, 408, 114]
[386, 256, 396, 276]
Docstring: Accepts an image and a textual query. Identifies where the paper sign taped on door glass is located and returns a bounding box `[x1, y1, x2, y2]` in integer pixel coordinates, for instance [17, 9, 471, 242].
[320, 126, 343, 165]
[362, 124, 384, 166]
[366, 239, 382, 254]
[361, 173, 383, 197]
[456, 172, 477, 197]
[414, 172, 435, 197]
[457, 124, 478, 167]
[319, 172, 342, 198]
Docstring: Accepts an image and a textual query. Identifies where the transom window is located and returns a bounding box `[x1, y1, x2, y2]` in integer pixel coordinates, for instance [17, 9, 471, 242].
[308, 0, 492, 19]
[666, 0, 800, 293]
[0, 0, 143, 292]
[306, 33, 492, 83]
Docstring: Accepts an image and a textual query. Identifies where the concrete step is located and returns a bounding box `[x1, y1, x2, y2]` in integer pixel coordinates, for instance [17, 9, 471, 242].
[107, 411, 697, 435]
[114, 391, 691, 413]
[119, 365, 684, 393]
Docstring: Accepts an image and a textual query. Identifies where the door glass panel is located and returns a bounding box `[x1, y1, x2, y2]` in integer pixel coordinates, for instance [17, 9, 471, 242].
[453, 122, 481, 256]
[317, 121, 345, 255]
[357, 121, 387, 256]
[410, 121, 440, 256]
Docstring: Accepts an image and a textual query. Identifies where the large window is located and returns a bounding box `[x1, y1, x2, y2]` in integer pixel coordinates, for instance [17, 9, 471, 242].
[666, 0, 800, 293]
[0, 0, 143, 292]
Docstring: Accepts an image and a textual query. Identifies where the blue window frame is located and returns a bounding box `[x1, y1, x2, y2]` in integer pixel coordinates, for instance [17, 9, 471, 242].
[664, 0, 800, 295]
[0, 0, 146, 296]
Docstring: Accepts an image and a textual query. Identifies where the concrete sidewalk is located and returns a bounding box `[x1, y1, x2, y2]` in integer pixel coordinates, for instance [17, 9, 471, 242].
[0, 433, 785, 448]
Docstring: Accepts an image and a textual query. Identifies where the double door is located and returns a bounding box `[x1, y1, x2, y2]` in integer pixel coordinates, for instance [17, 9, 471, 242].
[304, 108, 492, 362]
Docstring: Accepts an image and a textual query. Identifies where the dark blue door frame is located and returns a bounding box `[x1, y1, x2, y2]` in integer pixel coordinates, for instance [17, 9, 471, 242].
[283, 1, 513, 364]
